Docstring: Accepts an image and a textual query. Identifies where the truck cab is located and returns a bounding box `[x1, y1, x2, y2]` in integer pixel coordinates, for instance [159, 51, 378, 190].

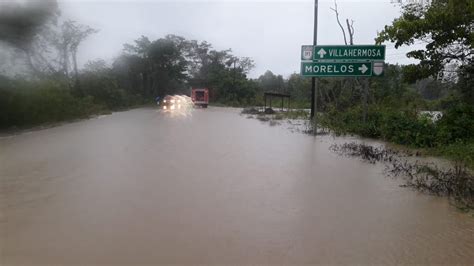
[191, 88, 209, 108]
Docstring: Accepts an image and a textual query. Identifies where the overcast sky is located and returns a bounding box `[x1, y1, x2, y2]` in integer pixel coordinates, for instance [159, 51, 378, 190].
[57, 0, 419, 78]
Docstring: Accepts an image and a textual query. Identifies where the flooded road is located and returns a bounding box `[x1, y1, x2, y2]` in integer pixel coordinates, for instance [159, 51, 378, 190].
[1, 107, 473, 264]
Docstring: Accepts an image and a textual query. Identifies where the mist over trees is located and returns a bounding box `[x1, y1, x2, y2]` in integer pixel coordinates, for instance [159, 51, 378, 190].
[0, 1, 265, 128]
[112, 35, 258, 105]
[0, 0, 58, 49]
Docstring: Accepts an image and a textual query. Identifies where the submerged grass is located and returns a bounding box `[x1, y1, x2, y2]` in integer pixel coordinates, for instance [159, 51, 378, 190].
[243, 107, 473, 210]
[330, 142, 474, 211]
[241, 107, 309, 119]
[241, 107, 327, 136]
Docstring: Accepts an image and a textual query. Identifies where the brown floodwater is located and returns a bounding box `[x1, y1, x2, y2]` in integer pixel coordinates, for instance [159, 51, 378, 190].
[1, 107, 473, 265]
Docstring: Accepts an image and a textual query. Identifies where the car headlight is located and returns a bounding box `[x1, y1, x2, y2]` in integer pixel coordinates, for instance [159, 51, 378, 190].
[163, 106, 167, 110]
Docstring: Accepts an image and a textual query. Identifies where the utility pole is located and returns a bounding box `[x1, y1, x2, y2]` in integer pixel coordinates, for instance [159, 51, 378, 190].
[310, 0, 319, 132]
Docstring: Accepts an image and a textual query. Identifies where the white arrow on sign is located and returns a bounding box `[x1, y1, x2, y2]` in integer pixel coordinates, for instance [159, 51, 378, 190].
[317, 48, 327, 58]
[358, 64, 368, 74]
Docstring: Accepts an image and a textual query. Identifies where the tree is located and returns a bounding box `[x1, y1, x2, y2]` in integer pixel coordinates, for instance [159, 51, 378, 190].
[113, 53, 147, 95]
[287, 73, 311, 103]
[0, 0, 58, 50]
[329, 0, 366, 115]
[119, 35, 190, 97]
[147, 37, 188, 96]
[376, 0, 473, 84]
[258, 70, 284, 92]
[0, 6, 97, 83]
[63, 21, 98, 87]
[0, 0, 59, 77]
[330, 0, 355, 45]
[182, 40, 255, 102]
[115, 35, 256, 103]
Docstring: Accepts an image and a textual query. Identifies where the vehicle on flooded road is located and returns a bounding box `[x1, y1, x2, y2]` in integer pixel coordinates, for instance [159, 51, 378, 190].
[161, 95, 193, 111]
[191, 88, 209, 108]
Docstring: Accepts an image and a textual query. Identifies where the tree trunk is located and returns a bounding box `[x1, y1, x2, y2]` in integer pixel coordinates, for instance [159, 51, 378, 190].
[25, 50, 43, 78]
[72, 49, 79, 85]
[330, 86, 338, 108]
[71, 48, 82, 96]
[318, 84, 324, 110]
[63, 43, 69, 78]
[346, 19, 354, 45]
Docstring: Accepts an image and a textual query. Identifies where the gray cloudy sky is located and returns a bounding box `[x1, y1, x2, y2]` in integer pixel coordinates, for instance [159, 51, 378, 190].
[59, 0, 419, 78]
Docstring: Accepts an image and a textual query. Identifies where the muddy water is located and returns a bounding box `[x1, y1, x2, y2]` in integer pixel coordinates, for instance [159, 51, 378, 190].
[1, 107, 473, 265]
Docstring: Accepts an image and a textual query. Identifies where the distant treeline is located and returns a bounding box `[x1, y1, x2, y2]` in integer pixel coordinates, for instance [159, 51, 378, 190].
[0, 32, 263, 128]
[0, 1, 263, 128]
[0, 31, 470, 132]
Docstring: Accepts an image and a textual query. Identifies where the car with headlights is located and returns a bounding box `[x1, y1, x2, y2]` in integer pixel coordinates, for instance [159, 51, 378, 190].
[161, 95, 193, 111]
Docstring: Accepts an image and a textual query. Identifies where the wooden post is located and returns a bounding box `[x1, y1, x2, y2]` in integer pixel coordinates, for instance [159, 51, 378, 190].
[264, 94, 266, 112]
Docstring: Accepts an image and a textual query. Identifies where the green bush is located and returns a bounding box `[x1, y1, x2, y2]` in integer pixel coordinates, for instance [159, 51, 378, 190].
[80, 74, 141, 109]
[380, 111, 437, 147]
[0, 79, 103, 129]
[0, 73, 150, 130]
[320, 101, 474, 170]
[434, 141, 474, 168]
[436, 104, 474, 144]
[321, 105, 439, 148]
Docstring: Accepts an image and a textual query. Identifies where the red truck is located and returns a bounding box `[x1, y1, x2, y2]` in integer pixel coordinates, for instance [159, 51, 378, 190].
[191, 88, 209, 108]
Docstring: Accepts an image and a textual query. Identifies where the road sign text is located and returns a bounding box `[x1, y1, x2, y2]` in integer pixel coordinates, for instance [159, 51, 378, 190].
[302, 45, 386, 61]
[301, 62, 373, 77]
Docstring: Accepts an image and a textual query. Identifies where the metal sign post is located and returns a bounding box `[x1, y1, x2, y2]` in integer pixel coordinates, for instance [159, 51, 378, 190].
[303, 1, 385, 130]
[310, 0, 319, 124]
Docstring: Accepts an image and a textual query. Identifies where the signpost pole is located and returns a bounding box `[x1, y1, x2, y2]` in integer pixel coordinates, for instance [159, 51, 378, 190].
[311, 0, 318, 131]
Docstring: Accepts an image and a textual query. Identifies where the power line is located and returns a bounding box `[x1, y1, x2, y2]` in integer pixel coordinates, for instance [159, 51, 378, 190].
[384, 42, 427, 48]
[386, 51, 411, 56]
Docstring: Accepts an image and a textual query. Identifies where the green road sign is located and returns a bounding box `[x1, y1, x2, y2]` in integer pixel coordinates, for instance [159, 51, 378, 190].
[301, 61, 374, 77]
[301, 45, 386, 61]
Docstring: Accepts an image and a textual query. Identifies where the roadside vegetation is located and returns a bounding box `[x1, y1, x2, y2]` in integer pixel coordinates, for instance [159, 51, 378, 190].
[0, 1, 260, 130]
[249, 0, 473, 173]
[240, 0, 474, 210]
[0, 1, 312, 131]
[317, 0, 474, 170]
